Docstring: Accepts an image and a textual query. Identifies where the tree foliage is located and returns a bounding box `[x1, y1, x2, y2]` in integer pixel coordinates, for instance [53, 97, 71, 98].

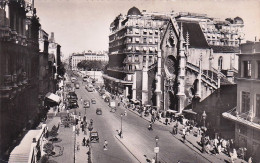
[77, 60, 108, 71]
[57, 62, 66, 77]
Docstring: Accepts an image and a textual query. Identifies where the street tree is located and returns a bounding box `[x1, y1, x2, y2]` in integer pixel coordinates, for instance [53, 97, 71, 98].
[49, 125, 59, 143]
[77, 60, 108, 71]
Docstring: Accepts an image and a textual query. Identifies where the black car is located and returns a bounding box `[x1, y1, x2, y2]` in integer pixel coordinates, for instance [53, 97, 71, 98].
[96, 108, 102, 115]
[90, 131, 99, 143]
[68, 99, 79, 109]
[67, 92, 78, 100]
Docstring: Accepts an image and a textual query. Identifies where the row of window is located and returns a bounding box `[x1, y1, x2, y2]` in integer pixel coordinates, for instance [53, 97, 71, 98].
[127, 46, 158, 52]
[241, 91, 260, 118]
[126, 37, 159, 44]
[127, 55, 154, 63]
[128, 28, 159, 35]
[127, 19, 163, 28]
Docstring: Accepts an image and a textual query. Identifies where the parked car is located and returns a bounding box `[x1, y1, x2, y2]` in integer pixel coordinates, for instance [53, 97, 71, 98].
[96, 108, 102, 115]
[90, 131, 99, 143]
[84, 100, 90, 108]
[74, 82, 80, 89]
[68, 100, 79, 109]
[67, 92, 78, 100]
[83, 76, 88, 82]
[91, 98, 96, 104]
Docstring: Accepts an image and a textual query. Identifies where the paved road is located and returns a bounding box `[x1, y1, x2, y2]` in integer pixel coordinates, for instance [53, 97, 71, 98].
[71, 80, 209, 163]
[73, 83, 138, 163]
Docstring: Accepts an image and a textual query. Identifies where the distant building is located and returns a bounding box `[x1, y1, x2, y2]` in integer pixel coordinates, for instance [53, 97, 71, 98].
[70, 51, 108, 70]
[176, 12, 244, 79]
[223, 42, 260, 162]
[176, 12, 244, 47]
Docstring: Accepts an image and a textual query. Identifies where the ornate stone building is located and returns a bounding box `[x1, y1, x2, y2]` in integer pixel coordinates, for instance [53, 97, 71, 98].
[0, 0, 62, 158]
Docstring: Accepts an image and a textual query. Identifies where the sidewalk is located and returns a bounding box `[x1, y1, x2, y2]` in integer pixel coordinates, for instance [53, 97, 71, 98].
[111, 96, 247, 163]
[45, 111, 74, 163]
[75, 121, 91, 163]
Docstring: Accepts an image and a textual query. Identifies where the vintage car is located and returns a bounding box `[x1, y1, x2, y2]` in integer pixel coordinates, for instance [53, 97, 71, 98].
[91, 98, 96, 104]
[83, 100, 90, 108]
[96, 108, 102, 115]
[90, 131, 99, 143]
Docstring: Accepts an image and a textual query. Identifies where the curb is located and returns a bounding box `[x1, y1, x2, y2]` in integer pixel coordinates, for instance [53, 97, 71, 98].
[114, 135, 142, 163]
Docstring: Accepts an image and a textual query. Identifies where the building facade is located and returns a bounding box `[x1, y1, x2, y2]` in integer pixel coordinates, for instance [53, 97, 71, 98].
[0, 0, 62, 159]
[70, 51, 108, 70]
[223, 42, 260, 162]
[175, 12, 244, 73]
[103, 7, 170, 103]
[0, 0, 41, 157]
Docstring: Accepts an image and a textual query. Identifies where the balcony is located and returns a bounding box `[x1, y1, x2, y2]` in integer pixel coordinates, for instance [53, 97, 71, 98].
[222, 107, 260, 130]
[0, 26, 11, 40]
[0, 75, 13, 99]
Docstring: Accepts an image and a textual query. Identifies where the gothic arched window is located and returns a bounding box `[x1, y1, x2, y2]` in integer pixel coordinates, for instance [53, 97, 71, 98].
[218, 56, 223, 70]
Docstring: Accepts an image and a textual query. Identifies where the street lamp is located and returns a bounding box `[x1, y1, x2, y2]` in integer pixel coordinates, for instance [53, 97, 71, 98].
[155, 135, 159, 163]
[202, 111, 207, 128]
[120, 113, 123, 138]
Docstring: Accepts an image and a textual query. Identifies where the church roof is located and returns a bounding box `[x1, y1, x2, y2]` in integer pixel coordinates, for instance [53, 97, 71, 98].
[177, 21, 210, 49]
[211, 45, 239, 53]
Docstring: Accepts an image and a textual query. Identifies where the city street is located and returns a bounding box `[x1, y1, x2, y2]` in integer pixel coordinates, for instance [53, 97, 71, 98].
[71, 80, 209, 163]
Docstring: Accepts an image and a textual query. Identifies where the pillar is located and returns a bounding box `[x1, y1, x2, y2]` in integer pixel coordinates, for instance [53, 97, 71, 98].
[125, 86, 129, 98]
[132, 72, 137, 101]
[177, 23, 186, 113]
[196, 55, 202, 99]
[142, 55, 148, 105]
[155, 36, 162, 110]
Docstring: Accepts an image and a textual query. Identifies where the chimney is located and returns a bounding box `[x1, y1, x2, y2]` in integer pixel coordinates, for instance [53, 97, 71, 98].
[50, 32, 55, 42]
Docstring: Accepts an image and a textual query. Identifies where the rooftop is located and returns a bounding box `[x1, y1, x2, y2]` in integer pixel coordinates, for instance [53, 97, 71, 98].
[177, 21, 210, 49]
[211, 45, 239, 53]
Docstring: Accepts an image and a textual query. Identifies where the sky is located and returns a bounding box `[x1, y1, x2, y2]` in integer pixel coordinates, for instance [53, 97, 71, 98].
[34, 0, 260, 58]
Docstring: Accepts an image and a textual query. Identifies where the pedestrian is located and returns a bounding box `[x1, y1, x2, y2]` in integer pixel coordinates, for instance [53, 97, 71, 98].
[248, 157, 253, 163]
[86, 138, 90, 147]
[104, 140, 108, 150]
[182, 127, 186, 143]
[77, 142, 80, 150]
[165, 118, 168, 125]
[82, 137, 86, 146]
[83, 115, 86, 122]
[175, 122, 179, 135]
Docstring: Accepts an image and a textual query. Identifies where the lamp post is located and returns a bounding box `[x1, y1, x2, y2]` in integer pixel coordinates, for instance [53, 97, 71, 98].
[202, 111, 207, 128]
[120, 113, 123, 138]
[155, 135, 159, 163]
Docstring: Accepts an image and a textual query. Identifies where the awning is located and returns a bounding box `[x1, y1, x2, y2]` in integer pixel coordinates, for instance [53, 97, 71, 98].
[128, 46, 132, 50]
[143, 47, 147, 51]
[149, 39, 153, 43]
[149, 30, 153, 34]
[135, 38, 140, 42]
[182, 109, 197, 115]
[130, 99, 140, 104]
[149, 47, 154, 51]
[143, 29, 147, 32]
[166, 109, 177, 114]
[45, 92, 61, 104]
[135, 47, 140, 51]
[8, 130, 40, 163]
